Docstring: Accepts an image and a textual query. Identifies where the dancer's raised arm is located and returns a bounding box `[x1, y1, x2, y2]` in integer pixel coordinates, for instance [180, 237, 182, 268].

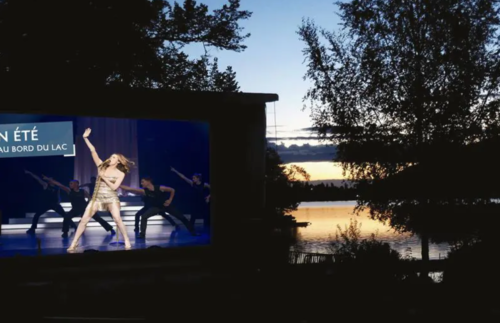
[83, 128, 103, 167]
[171, 167, 193, 186]
[43, 176, 70, 194]
[25, 170, 48, 189]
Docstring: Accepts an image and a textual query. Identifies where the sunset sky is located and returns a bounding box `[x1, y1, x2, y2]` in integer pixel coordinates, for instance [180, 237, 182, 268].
[185, 0, 344, 181]
[290, 162, 344, 181]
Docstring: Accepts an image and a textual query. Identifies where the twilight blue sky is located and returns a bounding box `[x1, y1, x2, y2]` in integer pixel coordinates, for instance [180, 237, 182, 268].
[184, 0, 344, 179]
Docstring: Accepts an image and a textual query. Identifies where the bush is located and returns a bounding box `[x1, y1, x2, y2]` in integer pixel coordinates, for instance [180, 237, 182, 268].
[329, 219, 413, 283]
[329, 219, 401, 264]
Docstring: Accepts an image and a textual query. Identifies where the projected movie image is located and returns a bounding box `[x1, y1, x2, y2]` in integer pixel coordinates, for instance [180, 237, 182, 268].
[0, 113, 210, 256]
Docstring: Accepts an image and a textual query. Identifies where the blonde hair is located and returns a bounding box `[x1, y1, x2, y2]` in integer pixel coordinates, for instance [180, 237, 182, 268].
[98, 153, 135, 174]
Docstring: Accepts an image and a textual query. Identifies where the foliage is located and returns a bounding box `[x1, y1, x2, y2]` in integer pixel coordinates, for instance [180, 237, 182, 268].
[0, 0, 250, 90]
[297, 181, 358, 201]
[265, 147, 311, 217]
[329, 219, 401, 263]
[443, 238, 500, 286]
[328, 219, 420, 282]
[298, 0, 500, 181]
[285, 164, 311, 182]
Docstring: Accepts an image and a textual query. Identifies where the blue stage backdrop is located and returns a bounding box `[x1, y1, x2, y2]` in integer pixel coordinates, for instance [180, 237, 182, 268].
[137, 118, 210, 214]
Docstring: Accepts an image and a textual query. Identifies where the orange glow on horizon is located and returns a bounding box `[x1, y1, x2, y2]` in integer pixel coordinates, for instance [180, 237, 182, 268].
[285, 161, 347, 181]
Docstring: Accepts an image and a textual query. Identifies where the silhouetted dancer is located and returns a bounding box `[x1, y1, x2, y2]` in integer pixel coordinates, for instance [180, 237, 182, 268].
[43, 176, 116, 237]
[24, 170, 75, 237]
[132, 195, 179, 234]
[120, 176, 198, 239]
[121, 177, 178, 234]
[171, 167, 210, 230]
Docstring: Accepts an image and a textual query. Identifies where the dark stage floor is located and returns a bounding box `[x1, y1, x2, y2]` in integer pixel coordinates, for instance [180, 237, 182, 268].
[0, 197, 210, 257]
[0, 224, 210, 257]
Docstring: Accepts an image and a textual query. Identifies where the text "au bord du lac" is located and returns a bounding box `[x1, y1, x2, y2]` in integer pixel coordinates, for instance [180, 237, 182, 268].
[0, 126, 68, 153]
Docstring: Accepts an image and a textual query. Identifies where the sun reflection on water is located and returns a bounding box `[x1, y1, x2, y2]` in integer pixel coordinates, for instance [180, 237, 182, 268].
[291, 202, 450, 260]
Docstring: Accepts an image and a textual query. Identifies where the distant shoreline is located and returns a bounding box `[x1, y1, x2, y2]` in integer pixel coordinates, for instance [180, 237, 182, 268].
[307, 179, 353, 187]
[298, 201, 356, 207]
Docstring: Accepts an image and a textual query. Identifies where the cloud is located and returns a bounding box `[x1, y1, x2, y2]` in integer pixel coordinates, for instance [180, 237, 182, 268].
[267, 136, 321, 141]
[267, 141, 336, 163]
[266, 125, 287, 135]
[266, 128, 323, 141]
[298, 126, 364, 135]
[299, 127, 315, 132]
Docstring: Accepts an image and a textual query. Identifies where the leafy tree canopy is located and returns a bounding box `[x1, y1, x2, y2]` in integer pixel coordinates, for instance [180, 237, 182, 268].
[299, 0, 500, 181]
[0, 0, 250, 90]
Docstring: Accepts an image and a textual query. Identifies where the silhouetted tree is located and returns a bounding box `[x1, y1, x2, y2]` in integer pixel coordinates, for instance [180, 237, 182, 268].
[299, 0, 500, 272]
[299, 1, 500, 165]
[328, 219, 413, 283]
[330, 219, 401, 263]
[265, 147, 310, 218]
[209, 58, 240, 92]
[0, 0, 249, 90]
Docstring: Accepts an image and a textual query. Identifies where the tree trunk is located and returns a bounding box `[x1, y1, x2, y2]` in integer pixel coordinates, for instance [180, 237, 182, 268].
[415, 45, 430, 276]
[421, 231, 430, 277]
[420, 200, 430, 278]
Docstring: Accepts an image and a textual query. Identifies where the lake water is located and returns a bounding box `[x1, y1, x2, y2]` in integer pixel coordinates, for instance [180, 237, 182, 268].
[291, 201, 451, 260]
